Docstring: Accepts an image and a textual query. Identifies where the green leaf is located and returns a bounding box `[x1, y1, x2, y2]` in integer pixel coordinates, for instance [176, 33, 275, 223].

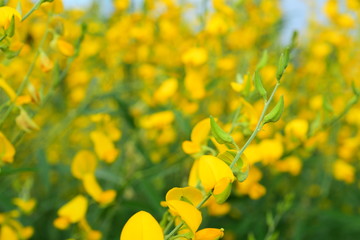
[210, 116, 233, 144]
[256, 50, 268, 70]
[351, 81, 360, 97]
[276, 48, 290, 81]
[6, 16, 15, 38]
[263, 96, 284, 125]
[266, 211, 274, 228]
[5, 49, 21, 59]
[253, 71, 267, 100]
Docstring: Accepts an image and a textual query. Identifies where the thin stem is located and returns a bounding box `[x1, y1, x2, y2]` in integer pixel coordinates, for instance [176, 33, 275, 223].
[229, 107, 241, 134]
[230, 82, 280, 169]
[0, 23, 49, 128]
[22, 0, 43, 22]
[163, 217, 175, 235]
[164, 191, 213, 240]
[196, 190, 212, 208]
[326, 96, 358, 127]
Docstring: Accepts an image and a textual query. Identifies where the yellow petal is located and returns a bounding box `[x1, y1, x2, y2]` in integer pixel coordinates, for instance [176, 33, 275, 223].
[20, 226, 34, 239]
[188, 159, 200, 187]
[0, 6, 21, 29]
[120, 211, 164, 240]
[0, 225, 18, 240]
[182, 141, 201, 154]
[0, 132, 15, 163]
[167, 200, 202, 233]
[90, 131, 119, 163]
[0, 78, 17, 101]
[58, 195, 88, 223]
[198, 155, 234, 192]
[83, 173, 103, 200]
[191, 118, 211, 145]
[12, 198, 36, 214]
[154, 78, 178, 103]
[53, 216, 70, 230]
[71, 150, 97, 179]
[139, 111, 175, 129]
[98, 190, 117, 205]
[166, 187, 203, 207]
[57, 39, 75, 56]
[230, 81, 244, 92]
[195, 228, 224, 240]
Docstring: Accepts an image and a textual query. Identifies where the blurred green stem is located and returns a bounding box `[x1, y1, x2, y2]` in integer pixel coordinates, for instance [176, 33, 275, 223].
[22, 0, 44, 22]
[0, 21, 50, 128]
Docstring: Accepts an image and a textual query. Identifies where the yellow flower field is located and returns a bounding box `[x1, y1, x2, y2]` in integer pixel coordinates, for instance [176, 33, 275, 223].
[0, 0, 359, 239]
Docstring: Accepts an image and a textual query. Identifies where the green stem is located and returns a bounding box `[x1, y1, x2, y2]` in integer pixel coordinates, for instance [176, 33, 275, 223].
[22, 0, 44, 22]
[230, 82, 280, 169]
[326, 95, 358, 127]
[0, 24, 49, 128]
[0, 33, 7, 41]
[163, 217, 175, 235]
[164, 191, 213, 240]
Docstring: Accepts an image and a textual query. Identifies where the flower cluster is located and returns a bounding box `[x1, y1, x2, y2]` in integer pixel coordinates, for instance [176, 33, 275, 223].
[0, 0, 360, 239]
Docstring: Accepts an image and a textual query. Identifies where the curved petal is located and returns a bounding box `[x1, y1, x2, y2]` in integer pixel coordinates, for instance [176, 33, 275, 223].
[166, 187, 203, 206]
[167, 200, 202, 233]
[120, 211, 163, 240]
[198, 155, 234, 191]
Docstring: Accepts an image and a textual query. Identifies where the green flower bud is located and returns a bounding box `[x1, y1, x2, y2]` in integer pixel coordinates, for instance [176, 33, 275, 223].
[210, 116, 233, 144]
[263, 96, 284, 125]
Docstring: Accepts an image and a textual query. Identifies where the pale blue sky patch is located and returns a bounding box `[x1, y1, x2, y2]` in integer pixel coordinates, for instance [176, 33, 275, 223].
[61, 0, 328, 42]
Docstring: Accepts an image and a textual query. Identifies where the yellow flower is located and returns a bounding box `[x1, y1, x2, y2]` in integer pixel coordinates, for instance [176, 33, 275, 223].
[79, 219, 102, 240]
[258, 139, 283, 165]
[57, 39, 75, 56]
[0, 6, 21, 29]
[275, 156, 302, 176]
[54, 195, 88, 230]
[182, 47, 208, 66]
[12, 198, 36, 214]
[114, 0, 129, 11]
[236, 167, 266, 200]
[71, 150, 97, 180]
[83, 173, 116, 205]
[206, 14, 229, 35]
[333, 160, 355, 184]
[139, 111, 175, 129]
[248, 182, 266, 200]
[120, 211, 164, 240]
[206, 196, 231, 216]
[195, 228, 224, 240]
[197, 155, 235, 192]
[164, 186, 203, 207]
[153, 78, 178, 104]
[0, 132, 15, 163]
[0, 225, 17, 240]
[39, 51, 54, 72]
[184, 67, 207, 99]
[182, 118, 211, 155]
[285, 118, 309, 141]
[167, 200, 202, 234]
[90, 131, 119, 163]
